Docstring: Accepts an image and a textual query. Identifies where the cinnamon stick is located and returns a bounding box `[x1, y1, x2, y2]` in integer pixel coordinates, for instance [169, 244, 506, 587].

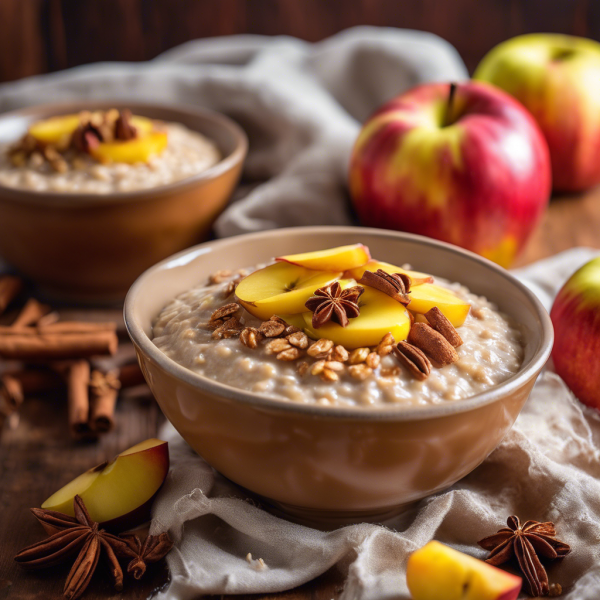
[89, 369, 120, 433]
[0, 275, 23, 315]
[0, 322, 118, 360]
[11, 299, 51, 328]
[56, 360, 93, 440]
[1, 368, 64, 395]
[0, 374, 24, 414]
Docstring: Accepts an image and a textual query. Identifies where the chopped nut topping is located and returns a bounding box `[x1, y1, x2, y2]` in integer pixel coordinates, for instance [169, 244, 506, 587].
[348, 347, 370, 364]
[265, 338, 292, 354]
[284, 325, 301, 336]
[321, 368, 339, 382]
[349, 364, 373, 381]
[307, 338, 334, 359]
[277, 347, 303, 361]
[331, 345, 349, 362]
[287, 331, 309, 349]
[310, 360, 326, 376]
[366, 352, 381, 369]
[377, 333, 395, 356]
[297, 361, 309, 376]
[209, 270, 233, 284]
[240, 327, 262, 349]
[210, 303, 240, 321]
[268, 315, 287, 325]
[259, 320, 286, 338]
[324, 361, 344, 372]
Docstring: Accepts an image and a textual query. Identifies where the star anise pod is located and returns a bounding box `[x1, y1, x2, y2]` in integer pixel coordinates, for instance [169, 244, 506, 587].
[358, 269, 411, 305]
[305, 281, 364, 328]
[478, 516, 571, 597]
[15, 495, 126, 600]
[113, 532, 174, 579]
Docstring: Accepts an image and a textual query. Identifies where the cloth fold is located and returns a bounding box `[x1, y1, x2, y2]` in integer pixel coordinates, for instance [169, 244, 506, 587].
[0, 27, 468, 238]
[151, 247, 600, 600]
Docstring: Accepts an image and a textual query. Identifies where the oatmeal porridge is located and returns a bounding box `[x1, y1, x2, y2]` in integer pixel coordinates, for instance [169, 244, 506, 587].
[152, 245, 524, 408]
[0, 109, 220, 194]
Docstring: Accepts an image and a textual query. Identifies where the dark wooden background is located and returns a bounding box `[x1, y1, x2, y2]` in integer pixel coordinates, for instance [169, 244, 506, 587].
[0, 0, 599, 84]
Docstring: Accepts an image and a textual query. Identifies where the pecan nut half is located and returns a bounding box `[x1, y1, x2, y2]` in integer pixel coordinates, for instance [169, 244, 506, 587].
[425, 307, 463, 347]
[407, 323, 459, 367]
[358, 269, 411, 305]
[393, 342, 432, 380]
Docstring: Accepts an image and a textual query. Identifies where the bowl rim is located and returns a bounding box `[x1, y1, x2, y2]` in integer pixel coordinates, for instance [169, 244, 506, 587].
[0, 100, 248, 206]
[124, 226, 554, 422]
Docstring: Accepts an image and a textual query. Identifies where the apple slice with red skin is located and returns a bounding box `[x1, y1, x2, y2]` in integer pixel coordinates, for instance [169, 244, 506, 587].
[276, 244, 371, 272]
[407, 541, 522, 600]
[41, 438, 169, 532]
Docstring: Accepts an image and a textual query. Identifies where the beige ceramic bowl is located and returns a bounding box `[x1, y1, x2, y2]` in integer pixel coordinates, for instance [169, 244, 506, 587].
[125, 226, 553, 528]
[0, 102, 247, 301]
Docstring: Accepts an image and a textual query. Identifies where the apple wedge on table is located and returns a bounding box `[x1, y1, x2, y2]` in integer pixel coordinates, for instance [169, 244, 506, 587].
[407, 541, 522, 600]
[41, 438, 169, 531]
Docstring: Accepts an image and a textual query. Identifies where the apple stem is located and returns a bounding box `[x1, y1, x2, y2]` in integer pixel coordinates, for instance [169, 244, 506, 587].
[443, 83, 457, 127]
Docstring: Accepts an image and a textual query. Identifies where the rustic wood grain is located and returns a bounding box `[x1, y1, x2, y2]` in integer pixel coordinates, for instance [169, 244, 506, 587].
[0, 0, 598, 83]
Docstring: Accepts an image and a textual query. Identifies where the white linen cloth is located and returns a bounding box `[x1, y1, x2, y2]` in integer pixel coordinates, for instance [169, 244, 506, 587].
[0, 27, 467, 238]
[150, 247, 600, 600]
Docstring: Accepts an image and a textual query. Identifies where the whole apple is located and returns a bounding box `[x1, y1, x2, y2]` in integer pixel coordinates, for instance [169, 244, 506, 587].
[550, 256, 600, 408]
[349, 81, 551, 267]
[474, 34, 600, 192]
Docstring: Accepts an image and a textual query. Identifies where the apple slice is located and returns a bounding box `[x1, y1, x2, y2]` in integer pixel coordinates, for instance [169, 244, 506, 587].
[28, 114, 155, 145]
[349, 260, 469, 327]
[277, 244, 371, 272]
[276, 313, 307, 330]
[41, 438, 169, 532]
[407, 541, 522, 600]
[92, 131, 168, 164]
[235, 262, 342, 321]
[346, 260, 434, 285]
[302, 285, 411, 348]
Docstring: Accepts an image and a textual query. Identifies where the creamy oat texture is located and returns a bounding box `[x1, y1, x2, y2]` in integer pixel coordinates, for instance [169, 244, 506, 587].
[152, 268, 523, 408]
[0, 123, 220, 194]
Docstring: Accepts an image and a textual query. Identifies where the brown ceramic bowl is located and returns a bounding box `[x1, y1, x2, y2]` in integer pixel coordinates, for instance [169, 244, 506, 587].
[124, 226, 553, 528]
[0, 102, 247, 301]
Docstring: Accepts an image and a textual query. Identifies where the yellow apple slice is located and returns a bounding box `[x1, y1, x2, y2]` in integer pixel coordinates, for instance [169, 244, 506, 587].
[235, 262, 342, 321]
[28, 114, 155, 145]
[28, 114, 82, 144]
[276, 313, 307, 330]
[349, 260, 469, 327]
[92, 131, 168, 164]
[276, 244, 371, 272]
[302, 285, 410, 348]
[346, 259, 434, 285]
[41, 438, 169, 531]
[408, 284, 470, 327]
[407, 541, 522, 600]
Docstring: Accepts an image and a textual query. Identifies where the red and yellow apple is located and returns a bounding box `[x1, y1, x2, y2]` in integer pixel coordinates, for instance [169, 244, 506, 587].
[41, 438, 169, 531]
[406, 541, 522, 600]
[475, 34, 600, 192]
[349, 81, 551, 267]
[550, 256, 600, 408]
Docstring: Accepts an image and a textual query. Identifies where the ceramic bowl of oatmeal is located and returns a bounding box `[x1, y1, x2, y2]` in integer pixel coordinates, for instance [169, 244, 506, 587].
[0, 102, 247, 300]
[124, 226, 553, 528]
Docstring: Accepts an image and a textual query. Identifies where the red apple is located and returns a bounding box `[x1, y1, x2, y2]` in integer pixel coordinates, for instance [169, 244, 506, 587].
[475, 34, 600, 192]
[349, 81, 551, 267]
[550, 256, 600, 408]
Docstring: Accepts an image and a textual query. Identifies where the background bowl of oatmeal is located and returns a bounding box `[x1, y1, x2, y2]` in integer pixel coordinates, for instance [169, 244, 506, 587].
[125, 226, 553, 528]
[0, 102, 247, 301]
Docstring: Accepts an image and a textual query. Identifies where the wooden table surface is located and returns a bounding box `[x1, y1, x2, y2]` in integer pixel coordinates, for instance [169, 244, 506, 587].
[1, 188, 599, 600]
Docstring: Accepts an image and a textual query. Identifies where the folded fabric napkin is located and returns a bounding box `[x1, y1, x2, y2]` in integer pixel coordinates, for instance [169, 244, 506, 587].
[0, 27, 467, 238]
[150, 247, 600, 600]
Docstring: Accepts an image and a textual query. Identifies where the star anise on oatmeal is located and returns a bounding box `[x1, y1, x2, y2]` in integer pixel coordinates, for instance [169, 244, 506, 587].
[14, 495, 174, 600]
[305, 281, 364, 328]
[478, 516, 571, 597]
